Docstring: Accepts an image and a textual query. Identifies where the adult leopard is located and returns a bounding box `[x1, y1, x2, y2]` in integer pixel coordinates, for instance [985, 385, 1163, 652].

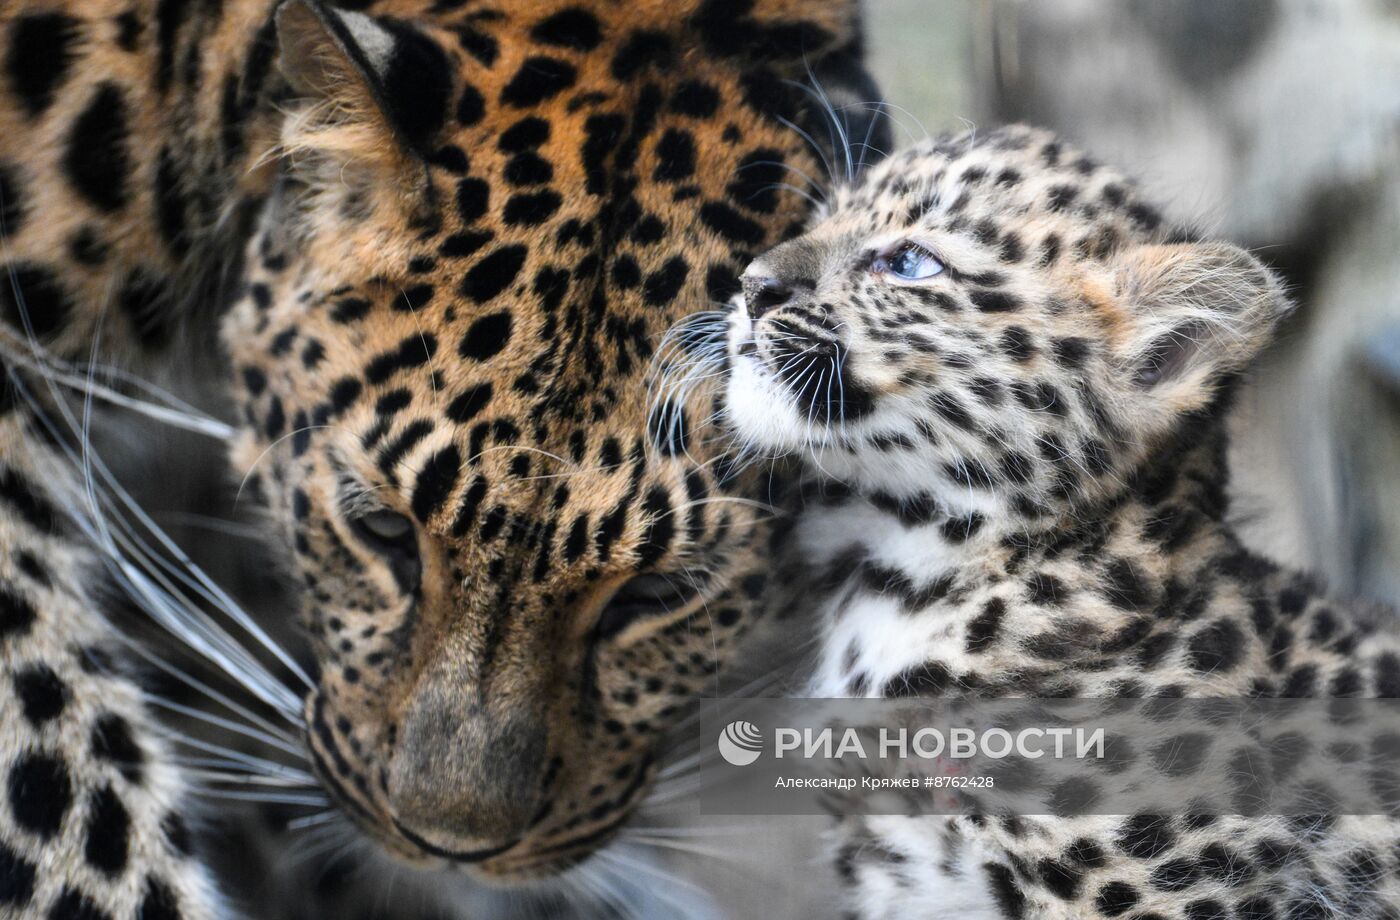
[0, 0, 883, 914]
[712, 125, 1400, 919]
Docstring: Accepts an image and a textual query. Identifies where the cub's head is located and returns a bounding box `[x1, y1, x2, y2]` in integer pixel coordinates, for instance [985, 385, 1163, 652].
[723, 125, 1289, 525]
[221, 0, 880, 880]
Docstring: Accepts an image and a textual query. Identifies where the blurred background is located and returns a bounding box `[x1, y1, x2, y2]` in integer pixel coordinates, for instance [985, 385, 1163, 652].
[702, 1, 1400, 914]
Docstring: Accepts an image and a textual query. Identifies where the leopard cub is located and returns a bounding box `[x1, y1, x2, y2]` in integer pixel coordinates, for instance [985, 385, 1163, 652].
[716, 125, 1400, 919]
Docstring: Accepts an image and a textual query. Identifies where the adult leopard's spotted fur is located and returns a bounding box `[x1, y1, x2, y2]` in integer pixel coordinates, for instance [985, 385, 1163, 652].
[0, 0, 883, 914]
[714, 125, 1400, 918]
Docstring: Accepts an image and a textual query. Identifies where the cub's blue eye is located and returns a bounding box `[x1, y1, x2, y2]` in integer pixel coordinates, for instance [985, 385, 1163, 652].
[880, 243, 944, 281]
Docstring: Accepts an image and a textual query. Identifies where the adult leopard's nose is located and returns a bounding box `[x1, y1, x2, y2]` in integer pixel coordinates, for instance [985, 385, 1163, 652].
[387, 678, 546, 846]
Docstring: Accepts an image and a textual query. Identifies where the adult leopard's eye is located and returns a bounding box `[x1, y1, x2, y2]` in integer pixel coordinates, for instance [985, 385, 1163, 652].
[877, 242, 944, 281]
[595, 572, 699, 640]
[350, 510, 420, 592]
[355, 509, 414, 543]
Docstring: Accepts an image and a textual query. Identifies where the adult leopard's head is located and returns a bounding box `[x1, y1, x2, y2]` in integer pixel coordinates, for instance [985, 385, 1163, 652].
[221, 0, 881, 879]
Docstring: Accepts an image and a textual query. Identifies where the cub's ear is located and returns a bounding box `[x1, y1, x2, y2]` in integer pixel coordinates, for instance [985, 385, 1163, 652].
[275, 0, 452, 169]
[1113, 242, 1289, 407]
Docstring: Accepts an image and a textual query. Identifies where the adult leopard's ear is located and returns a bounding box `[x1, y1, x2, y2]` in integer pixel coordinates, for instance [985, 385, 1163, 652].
[275, 0, 452, 181]
[1113, 242, 1291, 410]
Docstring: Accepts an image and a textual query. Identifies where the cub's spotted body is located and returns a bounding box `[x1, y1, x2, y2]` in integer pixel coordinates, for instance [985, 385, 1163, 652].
[719, 126, 1400, 918]
[0, 0, 881, 914]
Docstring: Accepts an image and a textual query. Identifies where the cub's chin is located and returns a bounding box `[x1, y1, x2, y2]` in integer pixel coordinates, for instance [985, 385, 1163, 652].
[723, 301, 823, 456]
[721, 350, 817, 456]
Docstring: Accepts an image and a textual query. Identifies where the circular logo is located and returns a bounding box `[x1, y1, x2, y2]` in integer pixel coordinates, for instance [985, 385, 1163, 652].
[717, 720, 763, 766]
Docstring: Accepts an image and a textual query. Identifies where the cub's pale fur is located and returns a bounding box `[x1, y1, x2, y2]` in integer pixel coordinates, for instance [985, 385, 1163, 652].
[717, 125, 1400, 919]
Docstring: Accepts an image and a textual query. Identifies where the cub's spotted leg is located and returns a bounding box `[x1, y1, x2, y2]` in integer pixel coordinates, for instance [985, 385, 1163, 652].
[0, 423, 223, 919]
[833, 815, 1010, 919]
